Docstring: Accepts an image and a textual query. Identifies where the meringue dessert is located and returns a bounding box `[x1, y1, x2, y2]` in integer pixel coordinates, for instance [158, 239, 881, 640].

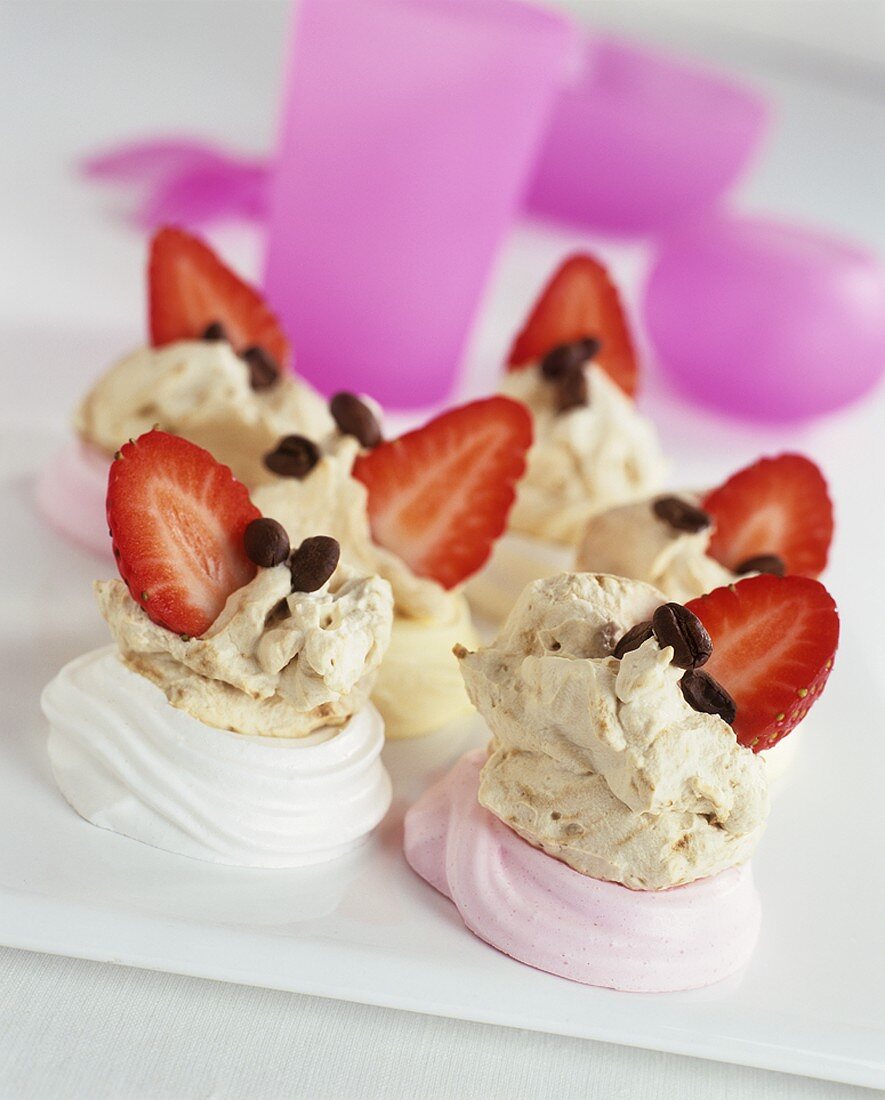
[256, 394, 533, 740]
[466, 254, 665, 623]
[42, 430, 394, 867]
[405, 570, 839, 991]
[37, 226, 332, 558]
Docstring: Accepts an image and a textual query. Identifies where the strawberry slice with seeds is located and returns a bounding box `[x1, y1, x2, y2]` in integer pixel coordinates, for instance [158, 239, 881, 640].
[107, 430, 261, 638]
[702, 453, 833, 578]
[149, 226, 290, 367]
[507, 253, 638, 397]
[686, 574, 839, 751]
[352, 396, 532, 589]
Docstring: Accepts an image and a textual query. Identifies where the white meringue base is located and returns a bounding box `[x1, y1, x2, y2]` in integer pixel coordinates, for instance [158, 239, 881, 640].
[372, 595, 479, 740]
[42, 648, 392, 867]
[464, 531, 573, 624]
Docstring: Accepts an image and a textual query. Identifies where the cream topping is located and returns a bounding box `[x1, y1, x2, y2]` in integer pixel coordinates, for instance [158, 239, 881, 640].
[457, 573, 769, 890]
[75, 341, 334, 488]
[576, 494, 736, 603]
[254, 438, 452, 621]
[96, 563, 393, 738]
[500, 364, 665, 544]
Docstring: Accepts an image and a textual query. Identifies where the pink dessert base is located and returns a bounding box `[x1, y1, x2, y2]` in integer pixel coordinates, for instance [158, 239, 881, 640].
[404, 751, 761, 993]
[37, 439, 113, 560]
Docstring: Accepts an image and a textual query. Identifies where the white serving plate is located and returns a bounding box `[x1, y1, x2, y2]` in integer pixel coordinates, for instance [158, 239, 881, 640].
[2, 423, 884, 1090]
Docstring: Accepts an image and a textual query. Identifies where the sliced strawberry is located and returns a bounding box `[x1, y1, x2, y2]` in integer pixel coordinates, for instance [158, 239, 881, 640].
[352, 396, 532, 589]
[702, 454, 833, 579]
[107, 430, 260, 637]
[506, 253, 638, 397]
[148, 226, 290, 367]
[685, 575, 839, 752]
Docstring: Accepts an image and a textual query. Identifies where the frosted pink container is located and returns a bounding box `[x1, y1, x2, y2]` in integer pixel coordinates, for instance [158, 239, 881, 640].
[644, 214, 885, 421]
[264, 0, 577, 408]
[526, 36, 767, 235]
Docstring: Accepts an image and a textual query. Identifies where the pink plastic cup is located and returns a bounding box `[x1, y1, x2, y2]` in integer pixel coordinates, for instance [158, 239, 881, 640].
[526, 36, 768, 236]
[264, 0, 577, 409]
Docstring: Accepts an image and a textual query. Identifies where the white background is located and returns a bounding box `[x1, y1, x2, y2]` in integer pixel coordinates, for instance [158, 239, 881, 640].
[1, 1, 883, 1097]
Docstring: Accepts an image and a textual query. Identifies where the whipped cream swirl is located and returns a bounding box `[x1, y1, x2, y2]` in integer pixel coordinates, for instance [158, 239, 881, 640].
[500, 365, 665, 544]
[97, 563, 393, 738]
[76, 340, 334, 488]
[576, 494, 736, 603]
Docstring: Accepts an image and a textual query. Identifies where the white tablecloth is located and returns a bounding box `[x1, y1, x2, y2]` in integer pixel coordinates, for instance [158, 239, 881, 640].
[0, 947, 873, 1099]
[2, 2, 882, 1097]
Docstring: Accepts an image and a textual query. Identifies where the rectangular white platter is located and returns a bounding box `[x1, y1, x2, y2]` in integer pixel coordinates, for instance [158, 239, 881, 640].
[2, 422, 884, 1091]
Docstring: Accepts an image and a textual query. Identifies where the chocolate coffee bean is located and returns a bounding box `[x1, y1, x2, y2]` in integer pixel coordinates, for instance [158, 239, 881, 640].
[652, 496, 712, 534]
[243, 517, 290, 568]
[735, 553, 786, 576]
[612, 620, 654, 659]
[652, 602, 712, 669]
[289, 535, 341, 592]
[201, 321, 228, 342]
[264, 435, 321, 479]
[539, 337, 601, 381]
[680, 669, 736, 725]
[555, 368, 589, 413]
[330, 392, 383, 449]
[243, 345, 280, 390]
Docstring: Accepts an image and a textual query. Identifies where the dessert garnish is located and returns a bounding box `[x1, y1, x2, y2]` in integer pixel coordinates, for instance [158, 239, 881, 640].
[735, 553, 785, 576]
[263, 434, 322, 479]
[149, 226, 289, 375]
[242, 345, 281, 391]
[507, 253, 638, 398]
[352, 395, 533, 588]
[652, 495, 711, 533]
[702, 453, 833, 578]
[651, 602, 712, 669]
[540, 337, 598, 411]
[679, 669, 736, 724]
[686, 574, 838, 750]
[539, 337, 601, 381]
[614, 574, 839, 750]
[330, 392, 383, 449]
[244, 517, 290, 568]
[611, 620, 653, 658]
[554, 368, 588, 413]
[107, 428, 260, 637]
[289, 535, 341, 592]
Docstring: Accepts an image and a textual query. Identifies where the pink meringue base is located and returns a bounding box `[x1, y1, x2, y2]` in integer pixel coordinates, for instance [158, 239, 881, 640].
[37, 440, 112, 559]
[404, 751, 761, 992]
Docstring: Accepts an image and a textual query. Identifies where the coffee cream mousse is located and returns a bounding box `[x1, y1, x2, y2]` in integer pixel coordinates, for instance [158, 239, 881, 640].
[466, 254, 665, 623]
[405, 570, 839, 991]
[255, 394, 533, 741]
[42, 430, 394, 867]
[38, 226, 332, 558]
